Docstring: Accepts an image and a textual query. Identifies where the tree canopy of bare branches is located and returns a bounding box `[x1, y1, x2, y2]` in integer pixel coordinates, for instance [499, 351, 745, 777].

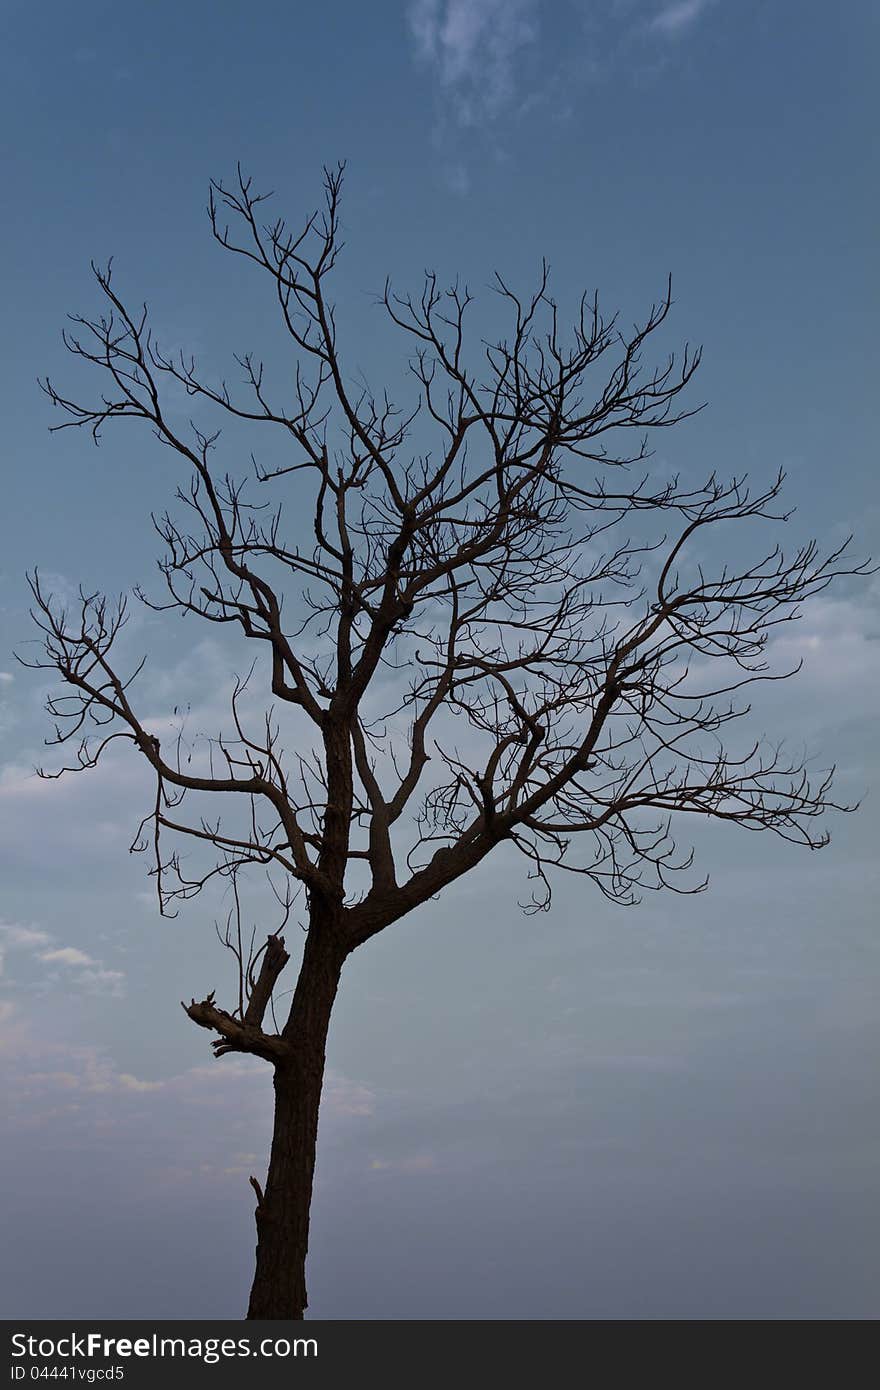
[26, 165, 871, 1318]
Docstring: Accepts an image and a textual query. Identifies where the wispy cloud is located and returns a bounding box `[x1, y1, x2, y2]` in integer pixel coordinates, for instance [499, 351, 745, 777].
[369, 1153, 437, 1174]
[1, 1000, 372, 1141]
[406, 0, 722, 191]
[40, 946, 96, 968]
[761, 585, 880, 732]
[0, 920, 126, 998]
[648, 0, 714, 37]
[408, 0, 540, 128]
[0, 924, 52, 950]
[326, 1073, 376, 1118]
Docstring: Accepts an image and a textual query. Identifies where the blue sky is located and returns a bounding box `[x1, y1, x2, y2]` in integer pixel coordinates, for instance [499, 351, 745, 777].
[1, 0, 878, 1319]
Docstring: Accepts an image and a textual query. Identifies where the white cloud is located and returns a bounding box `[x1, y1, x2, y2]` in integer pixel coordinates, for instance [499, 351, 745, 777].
[406, 0, 722, 191]
[761, 586, 880, 728]
[0, 923, 53, 950]
[76, 968, 127, 997]
[113, 1071, 166, 1093]
[324, 1072, 375, 1118]
[648, 0, 714, 37]
[408, 0, 540, 127]
[40, 946, 96, 968]
[370, 1153, 437, 1174]
[0, 921, 126, 998]
[0, 671, 13, 685]
[1, 1003, 373, 1150]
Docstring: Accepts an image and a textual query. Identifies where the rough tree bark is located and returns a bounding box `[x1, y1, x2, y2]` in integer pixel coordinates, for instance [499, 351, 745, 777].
[247, 923, 345, 1320]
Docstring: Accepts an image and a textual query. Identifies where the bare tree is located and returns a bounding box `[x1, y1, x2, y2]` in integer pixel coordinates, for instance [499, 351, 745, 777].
[26, 166, 869, 1320]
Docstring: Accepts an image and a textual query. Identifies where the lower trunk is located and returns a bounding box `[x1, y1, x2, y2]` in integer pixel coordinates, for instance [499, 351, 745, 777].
[246, 933, 343, 1320]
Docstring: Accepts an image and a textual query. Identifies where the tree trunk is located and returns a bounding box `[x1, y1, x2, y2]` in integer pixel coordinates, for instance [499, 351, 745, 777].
[246, 929, 344, 1320]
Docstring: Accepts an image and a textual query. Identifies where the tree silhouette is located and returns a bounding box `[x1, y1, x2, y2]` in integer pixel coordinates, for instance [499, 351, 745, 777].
[26, 166, 869, 1319]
